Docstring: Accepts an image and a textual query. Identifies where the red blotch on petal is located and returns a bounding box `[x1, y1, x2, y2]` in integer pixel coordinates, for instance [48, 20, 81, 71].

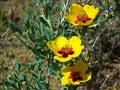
[69, 71, 83, 82]
[75, 14, 91, 24]
[57, 45, 74, 58]
[62, 53, 68, 58]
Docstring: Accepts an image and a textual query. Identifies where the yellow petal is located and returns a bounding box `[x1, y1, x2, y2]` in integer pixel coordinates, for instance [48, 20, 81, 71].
[80, 72, 92, 82]
[61, 66, 73, 75]
[65, 3, 85, 26]
[61, 61, 92, 85]
[61, 72, 71, 86]
[74, 61, 88, 73]
[65, 4, 99, 26]
[72, 46, 84, 57]
[47, 40, 55, 52]
[69, 36, 84, 57]
[68, 3, 84, 16]
[70, 79, 81, 85]
[54, 55, 72, 62]
[83, 5, 99, 19]
[54, 36, 68, 50]
[65, 14, 77, 25]
[69, 36, 82, 46]
[77, 20, 93, 26]
[47, 36, 68, 54]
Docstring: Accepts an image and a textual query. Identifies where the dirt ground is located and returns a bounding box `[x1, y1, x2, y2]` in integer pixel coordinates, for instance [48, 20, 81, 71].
[0, 0, 35, 87]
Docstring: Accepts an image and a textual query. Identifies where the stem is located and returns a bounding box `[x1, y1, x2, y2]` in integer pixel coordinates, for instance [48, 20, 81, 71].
[47, 52, 52, 89]
[56, 0, 70, 37]
[1, 28, 10, 38]
[89, 35, 100, 50]
[106, 0, 110, 14]
[89, 25, 108, 50]
[60, 0, 70, 24]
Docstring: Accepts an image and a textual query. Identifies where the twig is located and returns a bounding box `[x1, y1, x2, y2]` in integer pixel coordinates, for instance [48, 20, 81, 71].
[60, 0, 70, 24]
[89, 25, 108, 50]
[55, 0, 70, 37]
[100, 63, 120, 89]
[1, 28, 10, 38]
[89, 35, 100, 50]
[106, 0, 110, 14]
[46, 52, 53, 89]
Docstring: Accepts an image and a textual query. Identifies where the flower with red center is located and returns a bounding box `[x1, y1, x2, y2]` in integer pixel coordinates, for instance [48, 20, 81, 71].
[47, 36, 84, 62]
[65, 3, 99, 26]
[61, 61, 92, 85]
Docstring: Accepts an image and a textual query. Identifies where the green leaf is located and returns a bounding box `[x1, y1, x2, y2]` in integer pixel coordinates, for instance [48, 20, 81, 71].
[37, 71, 43, 80]
[19, 73, 25, 80]
[60, 29, 65, 36]
[19, 65, 27, 72]
[46, 0, 50, 4]
[30, 63, 35, 70]
[9, 23, 22, 33]
[60, 0, 65, 11]
[5, 81, 14, 89]
[30, 26, 41, 41]
[37, 81, 48, 90]
[15, 63, 21, 71]
[15, 35, 32, 50]
[50, 61, 61, 70]
[42, 24, 50, 40]
[24, 86, 33, 90]
[14, 82, 20, 88]
[0, 88, 8, 90]
[50, 61, 61, 75]
[39, 15, 50, 27]
[13, 73, 19, 80]
[35, 56, 44, 62]
[5, 81, 19, 89]
[24, 15, 30, 29]
[32, 73, 38, 79]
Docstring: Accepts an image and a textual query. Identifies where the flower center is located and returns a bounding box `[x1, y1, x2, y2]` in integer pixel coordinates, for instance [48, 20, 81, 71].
[75, 14, 91, 24]
[57, 45, 74, 58]
[69, 71, 83, 82]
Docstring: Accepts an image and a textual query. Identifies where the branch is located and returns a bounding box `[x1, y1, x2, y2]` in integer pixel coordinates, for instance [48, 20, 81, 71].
[1, 28, 10, 38]
[60, 0, 70, 24]
[89, 35, 100, 50]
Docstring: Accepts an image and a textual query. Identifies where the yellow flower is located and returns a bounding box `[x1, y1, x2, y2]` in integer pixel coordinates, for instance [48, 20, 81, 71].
[47, 36, 84, 62]
[61, 61, 92, 85]
[65, 3, 99, 26]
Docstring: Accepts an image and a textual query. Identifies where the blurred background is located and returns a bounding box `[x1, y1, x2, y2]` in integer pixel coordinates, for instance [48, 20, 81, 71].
[0, 0, 120, 89]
